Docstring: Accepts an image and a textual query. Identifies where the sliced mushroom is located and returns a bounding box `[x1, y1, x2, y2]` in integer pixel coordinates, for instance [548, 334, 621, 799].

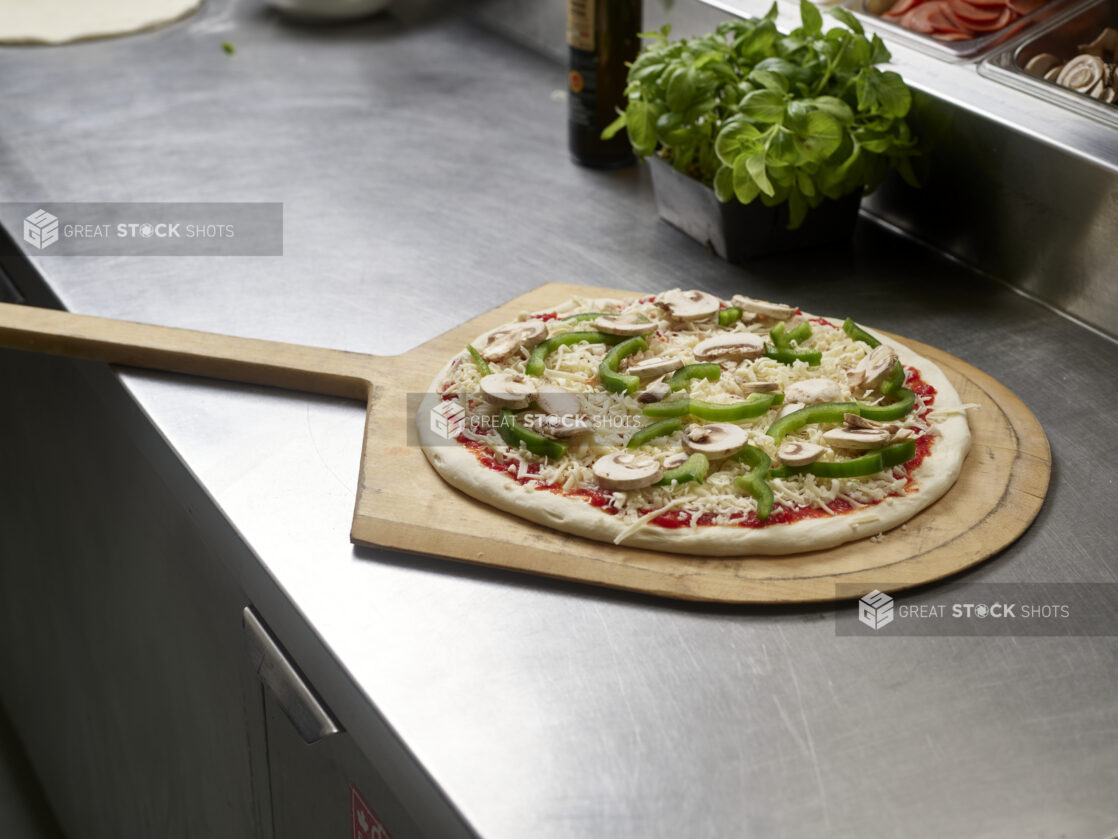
[682, 423, 749, 459]
[1024, 52, 1062, 77]
[475, 320, 548, 362]
[1099, 86, 1118, 104]
[479, 372, 537, 408]
[1078, 27, 1118, 59]
[592, 312, 658, 336]
[777, 401, 805, 419]
[849, 344, 898, 390]
[656, 289, 721, 321]
[778, 441, 827, 467]
[637, 381, 672, 404]
[1043, 64, 1066, 81]
[662, 452, 689, 470]
[823, 427, 892, 450]
[535, 384, 582, 417]
[1057, 54, 1107, 93]
[785, 378, 842, 405]
[730, 294, 795, 320]
[592, 452, 663, 490]
[738, 380, 779, 393]
[693, 333, 766, 361]
[843, 413, 900, 434]
[626, 355, 683, 379]
[526, 413, 593, 439]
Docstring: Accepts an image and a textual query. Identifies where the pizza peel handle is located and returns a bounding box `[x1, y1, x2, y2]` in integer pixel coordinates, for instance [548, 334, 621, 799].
[0, 301, 377, 399]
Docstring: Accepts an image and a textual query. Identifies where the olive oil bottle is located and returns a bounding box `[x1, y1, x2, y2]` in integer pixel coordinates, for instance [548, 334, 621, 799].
[567, 0, 641, 168]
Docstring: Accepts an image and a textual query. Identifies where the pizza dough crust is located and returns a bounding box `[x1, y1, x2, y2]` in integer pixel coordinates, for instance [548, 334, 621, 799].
[0, 0, 202, 45]
[419, 305, 971, 557]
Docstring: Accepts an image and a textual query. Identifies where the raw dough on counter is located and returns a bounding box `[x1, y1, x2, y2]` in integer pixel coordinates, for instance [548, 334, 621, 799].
[0, 0, 202, 45]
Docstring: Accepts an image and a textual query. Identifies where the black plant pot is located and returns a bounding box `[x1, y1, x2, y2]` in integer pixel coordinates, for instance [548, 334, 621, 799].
[648, 155, 862, 262]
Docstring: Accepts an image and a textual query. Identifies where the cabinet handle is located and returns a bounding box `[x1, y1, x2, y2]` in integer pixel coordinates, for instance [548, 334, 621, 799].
[243, 606, 340, 744]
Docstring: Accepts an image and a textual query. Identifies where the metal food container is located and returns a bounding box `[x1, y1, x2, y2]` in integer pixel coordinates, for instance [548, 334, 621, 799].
[981, 0, 1118, 124]
[842, 0, 1085, 60]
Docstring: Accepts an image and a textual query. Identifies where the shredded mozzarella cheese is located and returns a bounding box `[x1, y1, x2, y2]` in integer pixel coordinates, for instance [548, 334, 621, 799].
[439, 298, 949, 532]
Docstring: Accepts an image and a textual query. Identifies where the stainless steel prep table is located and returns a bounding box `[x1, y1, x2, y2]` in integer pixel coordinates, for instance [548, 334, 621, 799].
[0, 1, 1116, 837]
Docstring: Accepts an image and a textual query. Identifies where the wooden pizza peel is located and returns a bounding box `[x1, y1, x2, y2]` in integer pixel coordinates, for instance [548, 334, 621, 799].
[0, 283, 1050, 603]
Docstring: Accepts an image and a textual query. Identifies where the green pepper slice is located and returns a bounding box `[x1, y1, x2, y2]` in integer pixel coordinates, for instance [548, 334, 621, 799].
[626, 418, 683, 449]
[763, 344, 822, 366]
[642, 392, 784, 422]
[689, 393, 784, 422]
[657, 453, 709, 486]
[767, 402, 860, 443]
[718, 307, 743, 327]
[466, 344, 491, 376]
[787, 322, 813, 345]
[879, 362, 905, 397]
[857, 388, 916, 422]
[769, 440, 916, 480]
[770, 322, 788, 348]
[498, 409, 567, 460]
[599, 336, 650, 394]
[842, 317, 881, 348]
[667, 363, 722, 391]
[770, 321, 813, 350]
[767, 387, 917, 441]
[525, 331, 622, 376]
[641, 398, 692, 418]
[734, 445, 774, 521]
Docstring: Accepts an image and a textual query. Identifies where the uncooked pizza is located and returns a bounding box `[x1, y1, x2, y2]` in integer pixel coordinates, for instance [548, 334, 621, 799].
[418, 290, 972, 556]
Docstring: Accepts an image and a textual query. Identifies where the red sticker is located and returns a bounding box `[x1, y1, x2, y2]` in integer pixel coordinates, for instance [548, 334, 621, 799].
[351, 785, 392, 839]
[569, 70, 585, 94]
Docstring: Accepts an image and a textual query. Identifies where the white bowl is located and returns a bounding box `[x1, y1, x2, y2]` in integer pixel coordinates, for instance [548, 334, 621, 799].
[267, 0, 390, 21]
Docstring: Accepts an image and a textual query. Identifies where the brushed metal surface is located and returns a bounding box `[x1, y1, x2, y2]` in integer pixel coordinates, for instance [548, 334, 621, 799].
[1, 2, 1117, 839]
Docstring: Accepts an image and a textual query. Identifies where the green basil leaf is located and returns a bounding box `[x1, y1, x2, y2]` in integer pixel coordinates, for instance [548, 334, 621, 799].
[715, 118, 764, 165]
[740, 89, 787, 123]
[600, 112, 627, 141]
[714, 164, 735, 202]
[797, 170, 816, 197]
[746, 153, 775, 197]
[749, 68, 788, 94]
[626, 100, 660, 156]
[767, 128, 798, 166]
[794, 110, 843, 162]
[828, 7, 864, 35]
[787, 188, 808, 230]
[899, 155, 922, 188]
[870, 33, 891, 65]
[809, 95, 855, 126]
[666, 67, 697, 112]
[857, 69, 912, 119]
[800, 0, 823, 36]
[732, 155, 762, 203]
[759, 181, 790, 206]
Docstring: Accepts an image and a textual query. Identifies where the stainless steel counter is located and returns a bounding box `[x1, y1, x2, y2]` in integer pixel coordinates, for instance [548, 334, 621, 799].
[1, 1, 1117, 837]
